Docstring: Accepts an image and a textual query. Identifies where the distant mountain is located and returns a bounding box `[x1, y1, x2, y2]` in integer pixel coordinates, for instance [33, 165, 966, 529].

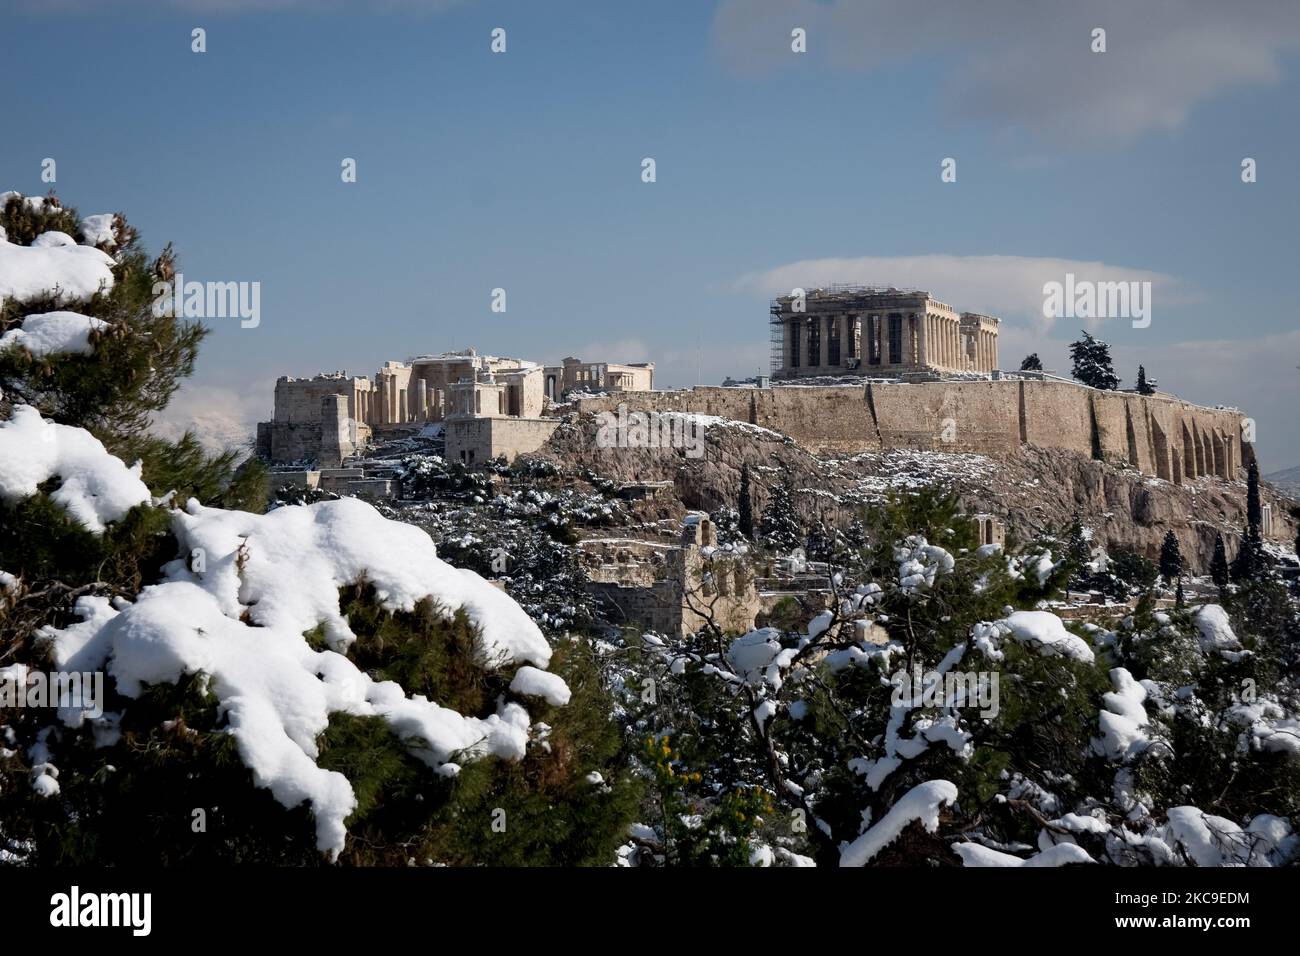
[1265, 465, 1300, 499]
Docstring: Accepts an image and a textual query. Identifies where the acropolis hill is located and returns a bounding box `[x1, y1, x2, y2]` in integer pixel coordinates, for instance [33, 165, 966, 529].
[257, 288, 1254, 490]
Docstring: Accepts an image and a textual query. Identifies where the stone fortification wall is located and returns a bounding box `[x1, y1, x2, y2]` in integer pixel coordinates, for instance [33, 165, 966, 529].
[572, 380, 1248, 482]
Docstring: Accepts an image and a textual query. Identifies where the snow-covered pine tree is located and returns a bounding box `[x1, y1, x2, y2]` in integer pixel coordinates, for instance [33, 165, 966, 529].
[1136, 364, 1157, 395]
[759, 478, 802, 552]
[619, 489, 1300, 867]
[1019, 353, 1043, 371]
[0, 193, 638, 865]
[1064, 512, 1092, 583]
[1069, 330, 1120, 390]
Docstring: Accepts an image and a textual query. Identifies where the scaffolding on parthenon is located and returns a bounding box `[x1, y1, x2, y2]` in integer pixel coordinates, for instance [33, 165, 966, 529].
[769, 303, 786, 376]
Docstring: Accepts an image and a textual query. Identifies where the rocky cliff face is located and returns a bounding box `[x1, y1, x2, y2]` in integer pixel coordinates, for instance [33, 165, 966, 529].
[534, 415, 1297, 571]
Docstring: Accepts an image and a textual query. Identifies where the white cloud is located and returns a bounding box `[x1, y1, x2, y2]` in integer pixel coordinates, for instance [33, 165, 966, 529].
[712, 0, 1300, 145]
[733, 253, 1192, 331]
[566, 337, 655, 366]
[150, 381, 268, 454]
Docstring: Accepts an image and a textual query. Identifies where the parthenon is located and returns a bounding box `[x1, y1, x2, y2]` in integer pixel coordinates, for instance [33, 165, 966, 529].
[770, 286, 1000, 379]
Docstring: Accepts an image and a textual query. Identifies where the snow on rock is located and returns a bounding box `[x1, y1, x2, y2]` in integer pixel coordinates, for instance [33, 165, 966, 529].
[656, 412, 786, 442]
[0, 405, 149, 533]
[509, 665, 571, 707]
[953, 842, 1094, 867]
[0, 231, 115, 303]
[0, 311, 108, 357]
[839, 779, 957, 866]
[996, 610, 1094, 663]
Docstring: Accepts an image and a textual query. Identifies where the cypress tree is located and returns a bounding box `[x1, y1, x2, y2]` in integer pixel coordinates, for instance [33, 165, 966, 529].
[1159, 530, 1184, 584]
[1210, 532, 1230, 589]
[1231, 460, 1268, 581]
[738, 462, 754, 541]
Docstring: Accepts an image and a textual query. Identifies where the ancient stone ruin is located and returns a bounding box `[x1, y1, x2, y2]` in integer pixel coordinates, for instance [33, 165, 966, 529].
[256, 348, 654, 468]
[255, 291, 1253, 496]
[770, 286, 1000, 378]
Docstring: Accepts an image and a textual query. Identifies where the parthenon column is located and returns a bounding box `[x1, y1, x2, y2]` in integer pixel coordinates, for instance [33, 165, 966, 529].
[838, 314, 850, 366]
[796, 319, 808, 373]
[417, 380, 428, 422]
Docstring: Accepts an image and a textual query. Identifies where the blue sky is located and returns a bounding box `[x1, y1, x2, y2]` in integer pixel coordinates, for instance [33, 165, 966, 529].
[4, 0, 1299, 467]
